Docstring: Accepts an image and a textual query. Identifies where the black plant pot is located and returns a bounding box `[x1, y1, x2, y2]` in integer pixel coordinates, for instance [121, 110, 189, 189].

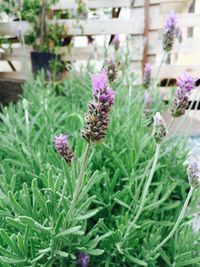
[31, 51, 61, 80]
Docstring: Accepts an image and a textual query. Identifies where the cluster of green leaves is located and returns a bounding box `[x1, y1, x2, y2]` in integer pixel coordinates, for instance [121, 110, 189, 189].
[0, 70, 200, 266]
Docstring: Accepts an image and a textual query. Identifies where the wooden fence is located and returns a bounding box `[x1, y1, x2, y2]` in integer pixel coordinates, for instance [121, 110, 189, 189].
[0, 0, 199, 82]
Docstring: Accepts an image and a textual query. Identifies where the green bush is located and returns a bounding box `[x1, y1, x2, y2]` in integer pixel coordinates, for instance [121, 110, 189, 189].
[0, 70, 199, 266]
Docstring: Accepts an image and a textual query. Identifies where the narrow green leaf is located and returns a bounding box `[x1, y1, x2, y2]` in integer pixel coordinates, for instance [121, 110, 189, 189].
[125, 254, 148, 266]
[175, 257, 200, 267]
[73, 208, 101, 221]
[86, 249, 104, 256]
[0, 256, 26, 264]
[56, 250, 69, 258]
[56, 226, 82, 238]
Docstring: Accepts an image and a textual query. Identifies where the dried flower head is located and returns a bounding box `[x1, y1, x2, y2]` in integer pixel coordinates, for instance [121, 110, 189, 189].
[54, 134, 74, 164]
[143, 63, 153, 89]
[187, 159, 200, 187]
[153, 112, 168, 144]
[144, 91, 152, 114]
[113, 34, 120, 50]
[82, 70, 116, 143]
[171, 72, 196, 117]
[77, 252, 90, 267]
[163, 11, 177, 52]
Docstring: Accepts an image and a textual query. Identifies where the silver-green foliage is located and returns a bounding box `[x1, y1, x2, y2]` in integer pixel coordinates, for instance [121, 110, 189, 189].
[0, 71, 199, 266]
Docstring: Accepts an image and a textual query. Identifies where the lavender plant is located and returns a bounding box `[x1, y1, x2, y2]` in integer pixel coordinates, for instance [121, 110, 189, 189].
[171, 72, 196, 117]
[144, 91, 153, 115]
[54, 134, 74, 164]
[143, 63, 153, 89]
[0, 70, 199, 266]
[163, 11, 177, 52]
[113, 34, 120, 51]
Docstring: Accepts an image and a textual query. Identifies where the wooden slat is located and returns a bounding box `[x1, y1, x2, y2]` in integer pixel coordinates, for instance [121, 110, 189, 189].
[0, 72, 27, 80]
[52, 0, 130, 9]
[51, 0, 187, 9]
[156, 65, 200, 78]
[1, 13, 200, 38]
[0, 19, 144, 36]
[1, 45, 143, 61]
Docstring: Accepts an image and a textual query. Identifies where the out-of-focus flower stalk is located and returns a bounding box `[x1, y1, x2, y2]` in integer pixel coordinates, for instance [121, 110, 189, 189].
[124, 113, 167, 239]
[143, 63, 153, 89]
[152, 160, 200, 254]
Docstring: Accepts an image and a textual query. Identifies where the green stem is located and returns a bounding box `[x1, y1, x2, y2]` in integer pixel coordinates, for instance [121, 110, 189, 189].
[168, 117, 174, 132]
[124, 144, 161, 238]
[152, 186, 194, 254]
[63, 142, 91, 227]
[152, 52, 167, 90]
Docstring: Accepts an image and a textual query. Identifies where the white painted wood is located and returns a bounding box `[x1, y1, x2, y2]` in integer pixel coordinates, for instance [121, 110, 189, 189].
[51, 0, 187, 9]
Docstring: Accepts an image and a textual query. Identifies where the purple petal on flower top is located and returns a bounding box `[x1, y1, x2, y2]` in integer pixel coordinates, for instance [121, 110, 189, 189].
[113, 33, 120, 50]
[91, 69, 108, 94]
[144, 91, 152, 114]
[144, 63, 153, 76]
[54, 134, 68, 155]
[177, 72, 196, 94]
[164, 10, 177, 32]
[107, 87, 117, 104]
[114, 33, 119, 43]
[77, 252, 90, 267]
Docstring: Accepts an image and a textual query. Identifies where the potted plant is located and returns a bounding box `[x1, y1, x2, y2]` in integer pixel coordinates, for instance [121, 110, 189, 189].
[0, 0, 69, 79]
[20, 0, 68, 79]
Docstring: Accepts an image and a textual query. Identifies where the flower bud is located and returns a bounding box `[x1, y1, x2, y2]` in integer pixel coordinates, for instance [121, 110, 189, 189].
[187, 159, 200, 187]
[153, 112, 168, 144]
[54, 134, 74, 164]
[163, 11, 177, 52]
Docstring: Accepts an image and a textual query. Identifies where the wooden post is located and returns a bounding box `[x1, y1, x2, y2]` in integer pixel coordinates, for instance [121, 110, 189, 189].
[142, 0, 149, 76]
[40, 0, 46, 47]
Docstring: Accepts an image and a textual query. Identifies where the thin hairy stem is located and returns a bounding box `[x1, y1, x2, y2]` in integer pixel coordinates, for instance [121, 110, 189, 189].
[124, 144, 161, 239]
[152, 186, 194, 254]
[152, 52, 167, 90]
[64, 142, 91, 226]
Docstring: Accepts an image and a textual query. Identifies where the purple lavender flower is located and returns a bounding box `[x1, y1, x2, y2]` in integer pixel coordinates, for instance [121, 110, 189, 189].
[92, 69, 116, 105]
[92, 69, 108, 95]
[113, 34, 120, 50]
[153, 112, 168, 144]
[163, 11, 177, 52]
[187, 159, 200, 187]
[77, 252, 90, 267]
[177, 72, 196, 95]
[144, 91, 152, 114]
[143, 63, 153, 88]
[54, 134, 74, 164]
[171, 72, 196, 117]
[82, 70, 116, 143]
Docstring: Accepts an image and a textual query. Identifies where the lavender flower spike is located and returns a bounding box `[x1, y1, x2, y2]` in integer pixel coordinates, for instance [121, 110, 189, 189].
[187, 159, 200, 188]
[144, 91, 152, 114]
[177, 72, 196, 94]
[163, 11, 177, 52]
[105, 59, 118, 82]
[143, 63, 153, 89]
[82, 70, 116, 143]
[171, 72, 196, 117]
[113, 33, 120, 50]
[153, 112, 168, 144]
[92, 69, 108, 95]
[77, 252, 90, 267]
[54, 134, 74, 164]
